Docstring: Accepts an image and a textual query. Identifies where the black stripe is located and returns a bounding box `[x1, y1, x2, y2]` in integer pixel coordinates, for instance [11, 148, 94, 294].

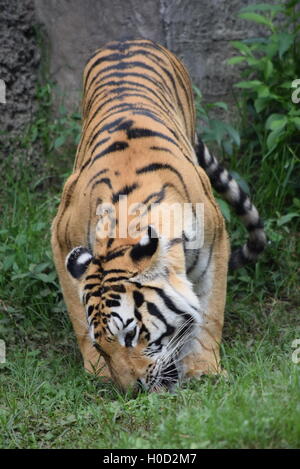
[136, 162, 191, 203]
[127, 128, 178, 147]
[94, 71, 171, 100]
[112, 183, 139, 204]
[104, 276, 130, 283]
[85, 60, 172, 101]
[186, 248, 200, 275]
[91, 177, 113, 191]
[105, 247, 129, 262]
[90, 136, 110, 155]
[195, 138, 206, 168]
[133, 291, 144, 308]
[142, 185, 167, 206]
[247, 238, 266, 254]
[87, 305, 94, 317]
[109, 293, 121, 300]
[85, 274, 100, 281]
[246, 220, 264, 231]
[131, 230, 158, 262]
[84, 283, 99, 290]
[86, 168, 108, 188]
[134, 307, 142, 322]
[232, 190, 248, 216]
[90, 141, 129, 166]
[111, 312, 124, 324]
[103, 268, 129, 276]
[147, 301, 168, 325]
[85, 53, 172, 98]
[87, 79, 175, 117]
[84, 47, 168, 90]
[109, 284, 126, 293]
[83, 103, 161, 151]
[105, 299, 120, 308]
[149, 146, 173, 154]
[147, 302, 175, 346]
[104, 40, 165, 55]
[86, 90, 171, 131]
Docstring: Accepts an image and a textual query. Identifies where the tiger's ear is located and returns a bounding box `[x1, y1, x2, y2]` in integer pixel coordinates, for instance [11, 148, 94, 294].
[66, 246, 93, 279]
[130, 226, 159, 262]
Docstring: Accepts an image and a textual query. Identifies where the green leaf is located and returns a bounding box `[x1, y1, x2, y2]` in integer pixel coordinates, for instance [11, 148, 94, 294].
[290, 117, 300, 130]
[265, 114, 288, 131]
[54, 135, 66, 149]
[2, 255, 15, 272]
[246, 57, 261, 67]
[270, 118, 287, 131]
[209, 120, 227, 146]
[257, 85, 270, 98]
[211, 102, 228, 111]
[239, 12, 274, 29]
[227, 56, 247, 65]
[240, 3, 283, 14]
[222, 140, 233, 156]
[30, 126, 38, 143]
[33, 272, 56, 284]
[277, 213, 299, 227]
[277, 33, 294, 58]
[216, 198, 231, 222]
[266, 129, 284, 150]
[264, 60, 273, 80]
[193, 85, 203, 100]
[265, 38, 280, 58]
[254, 98, 268, 113]
[226, 124, 241, 147]
[279, 81, 293, 89]
[292, 198, 300, 209]
[234, 80, 263, 89]
[230, 41, 253, 56]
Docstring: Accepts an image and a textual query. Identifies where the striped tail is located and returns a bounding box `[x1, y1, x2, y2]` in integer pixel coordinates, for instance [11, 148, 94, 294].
[195, 138, 267, 270]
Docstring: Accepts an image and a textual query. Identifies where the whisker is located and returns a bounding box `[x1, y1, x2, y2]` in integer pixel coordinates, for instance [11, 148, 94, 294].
[155, 320, 194, 369]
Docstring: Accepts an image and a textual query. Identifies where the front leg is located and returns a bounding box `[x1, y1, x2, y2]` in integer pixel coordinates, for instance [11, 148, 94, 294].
[51, 233, 111, 377]
[183, 229, 229, 378]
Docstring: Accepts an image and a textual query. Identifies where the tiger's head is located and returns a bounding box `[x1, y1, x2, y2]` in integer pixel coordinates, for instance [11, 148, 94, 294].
[66, 226, 201, 393]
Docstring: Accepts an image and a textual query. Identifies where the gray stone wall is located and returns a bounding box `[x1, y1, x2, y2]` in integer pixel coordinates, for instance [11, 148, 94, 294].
[34, 0, 269, 111]
[0, 0, 272, 144]
[0, 0, 40, 147]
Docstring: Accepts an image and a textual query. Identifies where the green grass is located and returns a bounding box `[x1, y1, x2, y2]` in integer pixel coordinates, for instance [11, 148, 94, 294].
[1, 6, 300, 445]
[0, 127, 299, 449]
[0, 300, 299, 448]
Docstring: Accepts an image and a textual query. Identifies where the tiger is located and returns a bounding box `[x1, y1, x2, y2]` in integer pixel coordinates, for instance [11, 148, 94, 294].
[51, 39, 266, 393]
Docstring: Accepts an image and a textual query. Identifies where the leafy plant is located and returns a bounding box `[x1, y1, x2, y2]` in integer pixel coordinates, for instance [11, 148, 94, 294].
[20, 82, 81, 186]
[228, 1, 300, 212]
[194, 2, 300, 299]
[193, 85, 241, 158]
[193, 86, 246, 223]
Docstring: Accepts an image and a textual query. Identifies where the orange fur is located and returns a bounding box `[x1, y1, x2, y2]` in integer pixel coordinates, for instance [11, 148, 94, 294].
[51, 39, 229, 391]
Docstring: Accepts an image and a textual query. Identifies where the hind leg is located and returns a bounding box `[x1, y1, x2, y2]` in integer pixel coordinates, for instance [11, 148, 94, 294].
[183, 229, 228, 378]
[51, 234, 111, 378]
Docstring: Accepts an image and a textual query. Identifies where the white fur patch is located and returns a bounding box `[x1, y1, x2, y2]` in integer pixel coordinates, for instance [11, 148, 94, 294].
[225, 179, 240, 203]
[77, 252, 93, 264]
[220, 169, 229, 184]
[140, 233, 150, 246]
[204, 146, 212, 165]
